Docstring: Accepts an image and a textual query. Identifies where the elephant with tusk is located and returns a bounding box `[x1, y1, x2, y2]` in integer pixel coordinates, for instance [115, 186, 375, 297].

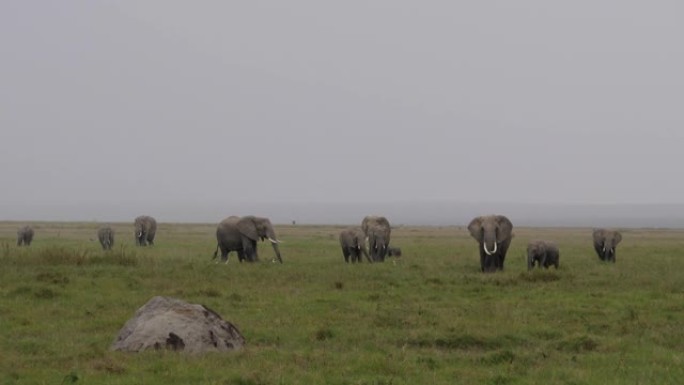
[592, 229, 622, 262]
[213, 215, 283, 263]
[467, 215, 514, 273]
[361, 216, 391, 262]
[134, 216, 157, 246]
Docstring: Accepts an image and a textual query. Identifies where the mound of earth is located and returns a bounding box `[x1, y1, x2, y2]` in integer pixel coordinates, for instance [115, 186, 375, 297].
[111, 296, 245, 353]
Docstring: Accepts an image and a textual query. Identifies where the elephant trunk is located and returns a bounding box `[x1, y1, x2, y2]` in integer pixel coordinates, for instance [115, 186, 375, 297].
[361, 244, 371, 263]
[483, 240, 498, 256]
[270, 241, 283, 263]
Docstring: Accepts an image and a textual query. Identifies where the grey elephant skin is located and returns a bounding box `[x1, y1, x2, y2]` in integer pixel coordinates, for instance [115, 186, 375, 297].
[134, 216, 157, 246]
[527, 240, 559, 270]
[213, 216, 282, 263]
[98, 226, 115, 250]
[468, 215, 514, 273]
[387, 247, 402, 257]
[17, 225, 34, 246]
[593, 229, 622, 262]
[339, 227, 371, 263]
[361, 216, 391, 262]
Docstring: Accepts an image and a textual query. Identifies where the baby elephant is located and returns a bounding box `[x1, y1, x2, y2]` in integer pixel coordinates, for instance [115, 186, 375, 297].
[527, 240, 559, 270]
[98, 226, 115, 250]
[17, 225, 34, 246]
[339, 228, 371, 263]
[387, 246, 402, 257]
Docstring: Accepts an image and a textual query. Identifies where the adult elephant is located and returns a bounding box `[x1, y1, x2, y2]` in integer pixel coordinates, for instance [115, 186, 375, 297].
[17, 225, 34, 246]
[339, 227, 371, 263]
[213, 215, 282, 263]
[134, 216, 157, 246]
[467, 215, 514, 273]
[361, 216, 391, 262]
[98, 226, 115, 250]
[592, 229, 622, 262]
[527, 240, 559, 270]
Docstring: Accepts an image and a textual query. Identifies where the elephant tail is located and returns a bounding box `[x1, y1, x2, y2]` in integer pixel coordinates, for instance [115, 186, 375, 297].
[212, 243, 219, 260]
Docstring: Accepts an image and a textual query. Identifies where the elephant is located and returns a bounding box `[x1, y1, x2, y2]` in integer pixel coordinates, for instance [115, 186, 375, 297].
[361, 215, 391, 262]
[387, 246, 402, 257]
[339, 227, 371, 263]
[17, 225, 34, 246]
[134, 215, 157, 246]
[592, 229, 622, 262]
[467, 215, 514, 273]
[527, 240, 559, 270]
[213, 215, 282, 263]
[98, 226, 115, 250]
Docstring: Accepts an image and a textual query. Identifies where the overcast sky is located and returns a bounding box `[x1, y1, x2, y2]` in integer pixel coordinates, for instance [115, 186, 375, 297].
[1, 1, 683, 222]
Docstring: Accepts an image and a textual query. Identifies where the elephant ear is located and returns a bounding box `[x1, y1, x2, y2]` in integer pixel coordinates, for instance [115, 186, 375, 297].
[592, 229, 605, 240]
[495, 215, 513, 243]
[467, 217, 483, 240]
[237, 217, 259, 241]
[613, 231, 622, 245]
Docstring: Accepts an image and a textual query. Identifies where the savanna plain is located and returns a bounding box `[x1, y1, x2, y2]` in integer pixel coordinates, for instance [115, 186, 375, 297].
[1, 221, 684, 385]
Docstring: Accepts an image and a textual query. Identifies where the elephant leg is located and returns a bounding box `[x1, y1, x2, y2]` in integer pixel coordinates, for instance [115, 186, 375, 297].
[237, 250, 245, 263]
[594, 244, 604, 260]
[499, 239, 511, 267]
[540, 254, 548, 269]
[241, 238, 255, 262]
[251, 240, 259, 262]
[342, 247, 351, 263]
[479, 247, 487, 272]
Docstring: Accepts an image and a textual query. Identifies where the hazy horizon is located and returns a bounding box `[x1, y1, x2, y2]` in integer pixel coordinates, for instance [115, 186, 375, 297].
[3, 200, 684, 229]
[2, 2, 683, 225]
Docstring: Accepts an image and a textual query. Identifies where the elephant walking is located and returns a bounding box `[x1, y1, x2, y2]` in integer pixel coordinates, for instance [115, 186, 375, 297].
[134, 216, 157, 246]
[98, 226, 115, 250]
[213, 216, 282, 263]
[527, 240, 559, 270]
[362, 216, 391, 262]
[592, 229, 622, 262]
[17, 225, 34, 246]
[467, 215, 514, 273]
[339, 227, 371, 263]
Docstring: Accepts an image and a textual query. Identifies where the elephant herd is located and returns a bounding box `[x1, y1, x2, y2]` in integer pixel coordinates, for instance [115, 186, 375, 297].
[14, 215, 157, 251]
[339, 215, 395, 263]
[12, 213, 623, 272]
[467, 214, 622, 273]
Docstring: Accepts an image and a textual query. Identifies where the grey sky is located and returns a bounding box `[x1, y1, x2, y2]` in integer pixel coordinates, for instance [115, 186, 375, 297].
[1, 1, 683, 223]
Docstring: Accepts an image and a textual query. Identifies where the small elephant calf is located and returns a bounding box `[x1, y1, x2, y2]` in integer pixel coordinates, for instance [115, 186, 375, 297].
[387, 246, 402, 257]
[527, 240, 559, 270]
[339, 228, 370, 263]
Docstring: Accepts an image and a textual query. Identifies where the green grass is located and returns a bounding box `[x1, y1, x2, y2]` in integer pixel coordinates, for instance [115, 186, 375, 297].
[1, 222, 683, 384]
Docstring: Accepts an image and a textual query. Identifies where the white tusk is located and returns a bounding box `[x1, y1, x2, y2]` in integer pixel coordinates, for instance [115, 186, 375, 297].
[268, 237, 280, 244]
[483, 243, 493, 256]
[483, 242, 497, 255]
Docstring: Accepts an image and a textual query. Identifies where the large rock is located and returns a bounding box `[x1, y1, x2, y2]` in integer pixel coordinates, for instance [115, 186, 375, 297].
[111, 296, 245, 353]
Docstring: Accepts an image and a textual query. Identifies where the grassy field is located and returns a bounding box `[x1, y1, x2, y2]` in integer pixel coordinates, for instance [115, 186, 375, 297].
[1, 221, 683, 384]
